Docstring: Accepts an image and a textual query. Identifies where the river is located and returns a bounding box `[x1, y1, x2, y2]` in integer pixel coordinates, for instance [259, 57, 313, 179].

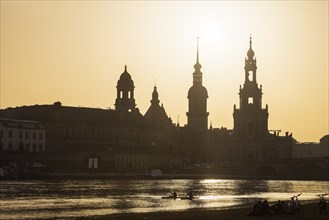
[0, 179, 328, 219]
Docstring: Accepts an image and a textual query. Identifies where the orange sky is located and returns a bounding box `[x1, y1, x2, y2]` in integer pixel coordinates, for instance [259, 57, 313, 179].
[0, 1, 328, 142]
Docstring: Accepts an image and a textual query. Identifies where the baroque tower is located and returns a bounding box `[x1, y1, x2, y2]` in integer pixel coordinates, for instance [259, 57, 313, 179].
[186, 40, 209, 132]
[233, 37, 269, 137]
[115, 65, 136, 112]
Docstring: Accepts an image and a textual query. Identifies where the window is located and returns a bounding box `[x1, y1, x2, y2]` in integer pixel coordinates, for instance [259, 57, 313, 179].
[33, 144, 37, 152]
[0, 129, 3, 138]
[25, 132, 29, 139]
[248, 71, 253, 81]
[19, 142, 24, 151]
[88, 157, 98, 169]
[8, 143, 12, 151]
[33, 132, 36, 140]
[0, 142, 3, 151]
[248, 97, 253, 104]
[25, 143, 30, 151]
[39, 143, 43, 152]
[8, 130, 13, 138]
[39, 132, 43, 140]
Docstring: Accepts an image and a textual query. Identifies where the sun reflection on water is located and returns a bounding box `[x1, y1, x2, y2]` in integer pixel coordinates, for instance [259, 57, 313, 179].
[0, 179, 328, 219]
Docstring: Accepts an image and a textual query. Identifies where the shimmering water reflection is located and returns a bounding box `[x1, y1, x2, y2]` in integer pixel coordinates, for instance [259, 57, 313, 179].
[0, 179, 327, 219]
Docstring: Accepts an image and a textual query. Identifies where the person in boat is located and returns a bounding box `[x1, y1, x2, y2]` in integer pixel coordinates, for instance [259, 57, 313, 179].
[187, 190, 193, 199]
[172, 191, 177, 199]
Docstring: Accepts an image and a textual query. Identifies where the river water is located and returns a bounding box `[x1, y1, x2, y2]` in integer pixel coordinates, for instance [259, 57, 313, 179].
[0, 179, 328, 219]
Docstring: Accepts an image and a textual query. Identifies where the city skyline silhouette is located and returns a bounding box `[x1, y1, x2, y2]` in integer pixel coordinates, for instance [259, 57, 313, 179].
[0, 1, 327, 142]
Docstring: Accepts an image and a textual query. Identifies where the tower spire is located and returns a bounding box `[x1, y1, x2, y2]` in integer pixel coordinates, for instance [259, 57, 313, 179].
[247, 36, 255, 59]
[197, 36, 199, 64]
[194, 37, 202, 70]
[151, 84, 159, 105]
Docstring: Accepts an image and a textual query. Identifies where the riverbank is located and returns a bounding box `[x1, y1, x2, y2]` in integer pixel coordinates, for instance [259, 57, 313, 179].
[2, 172, 328, 181]
[76, 203, 327, 220]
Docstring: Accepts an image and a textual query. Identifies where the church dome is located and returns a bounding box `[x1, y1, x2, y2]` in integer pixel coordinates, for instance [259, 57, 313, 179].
[247, 47, 254, 59]
[188, 84, 208, 99]
[118, 65, 134, 87]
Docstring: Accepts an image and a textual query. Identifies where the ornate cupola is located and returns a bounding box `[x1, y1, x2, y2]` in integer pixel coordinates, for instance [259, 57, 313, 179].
[186, 39, 209, 132]
[233, 37, 269, 137]
[115, 65, 136, 112]
[144, 85, 172, 128]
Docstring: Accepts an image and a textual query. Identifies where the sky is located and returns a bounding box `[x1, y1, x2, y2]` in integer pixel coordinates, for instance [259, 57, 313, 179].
[0, 1, 328, 142]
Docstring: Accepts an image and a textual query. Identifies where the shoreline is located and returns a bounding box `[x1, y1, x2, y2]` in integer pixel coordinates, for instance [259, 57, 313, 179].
[2, 173, 328, 181]
[75, 202, 328, 220]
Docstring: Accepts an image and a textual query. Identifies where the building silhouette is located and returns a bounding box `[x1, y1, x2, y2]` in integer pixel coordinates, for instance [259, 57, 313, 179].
[115, 65, 137, 113]
[187, 39, 209, 133]
[215, 38, 295, 176]
[0, 38, 327, 179]
[233, 37, 269, 137]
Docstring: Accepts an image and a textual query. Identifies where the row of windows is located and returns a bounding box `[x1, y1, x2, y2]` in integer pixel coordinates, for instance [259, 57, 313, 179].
[0, 142, 44, 152]
[50, 127, 150, 141]
[116, 157, 146, 164]
[0, 129, 44, 140]
[116, 164, 146, 171]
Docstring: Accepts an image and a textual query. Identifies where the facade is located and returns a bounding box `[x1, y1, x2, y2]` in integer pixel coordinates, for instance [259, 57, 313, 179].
[293, 135, 329, 158]
[0, 66, 180, 174]
[0, 118, 45, 152]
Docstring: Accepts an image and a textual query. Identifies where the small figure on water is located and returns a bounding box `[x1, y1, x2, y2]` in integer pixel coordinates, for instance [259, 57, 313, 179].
[172, 191, 177, 199]
[186, 190, 193, 199]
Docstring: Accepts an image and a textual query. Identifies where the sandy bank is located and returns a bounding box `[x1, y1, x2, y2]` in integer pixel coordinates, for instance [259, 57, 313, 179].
[75, 202, 328, 220]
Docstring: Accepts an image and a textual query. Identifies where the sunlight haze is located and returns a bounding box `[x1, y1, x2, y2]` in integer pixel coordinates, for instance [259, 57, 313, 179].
[0, 1, 328, 142]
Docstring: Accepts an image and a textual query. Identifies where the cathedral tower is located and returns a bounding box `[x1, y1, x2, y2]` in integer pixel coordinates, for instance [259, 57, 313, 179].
[115, 65, 136, 112]
[186, 40, 209, 132]
[233, 37, 269, 137]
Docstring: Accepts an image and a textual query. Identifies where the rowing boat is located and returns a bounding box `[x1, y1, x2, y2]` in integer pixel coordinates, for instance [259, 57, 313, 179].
[180, 196, 199, 200]
[161, 196, 178, 199]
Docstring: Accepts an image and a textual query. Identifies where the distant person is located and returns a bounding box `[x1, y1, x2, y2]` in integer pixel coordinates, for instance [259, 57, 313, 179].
[290, 194, 303, 215]
[270, 200, 281, 215]
[295, 195, 304, 215]
[248, 201, 261, 216]
[276, 200, 283, 214]
[261, 200, 272, 215]
[172, 191, 177, 199]
[319, 194, 328, 215]
[281, 201, 291, 215]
